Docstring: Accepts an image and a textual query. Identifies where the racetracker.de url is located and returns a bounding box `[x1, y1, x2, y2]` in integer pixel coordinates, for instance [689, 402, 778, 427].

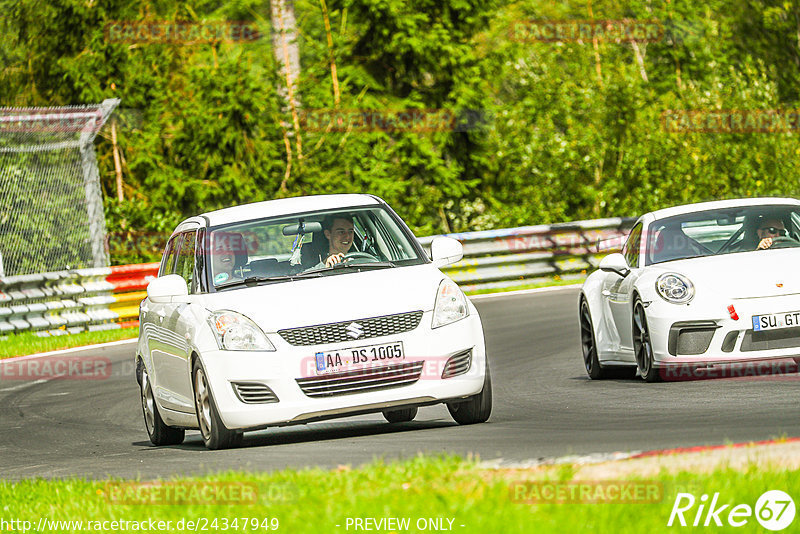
[0, 517, 279, 532]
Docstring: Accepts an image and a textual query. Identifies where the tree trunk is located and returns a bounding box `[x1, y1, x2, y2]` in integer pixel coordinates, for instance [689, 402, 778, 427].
[271, 0, 303, 161]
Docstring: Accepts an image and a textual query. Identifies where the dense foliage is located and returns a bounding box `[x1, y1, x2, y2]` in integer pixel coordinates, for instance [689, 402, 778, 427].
[1, 0, 799, 263]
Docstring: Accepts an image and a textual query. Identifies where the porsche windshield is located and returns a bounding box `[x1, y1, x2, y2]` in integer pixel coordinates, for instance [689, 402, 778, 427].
[646, 205, 800, 265]
[206, 206, 426, 288]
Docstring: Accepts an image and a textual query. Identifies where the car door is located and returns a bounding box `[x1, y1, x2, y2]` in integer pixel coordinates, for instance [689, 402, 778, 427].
[142, 234, 179, 379]
[154, 230, 198, 413]
[604, 222, 643, 356]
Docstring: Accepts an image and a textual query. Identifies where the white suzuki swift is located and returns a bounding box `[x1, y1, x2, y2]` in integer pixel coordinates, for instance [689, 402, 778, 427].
[136, 194, 491, 449]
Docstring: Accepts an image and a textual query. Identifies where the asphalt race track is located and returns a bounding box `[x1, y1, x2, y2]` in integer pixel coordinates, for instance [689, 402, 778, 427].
[2, 287, 800, 480]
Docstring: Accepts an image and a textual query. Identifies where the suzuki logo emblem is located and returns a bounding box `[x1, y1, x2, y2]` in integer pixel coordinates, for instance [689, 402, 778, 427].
[345, 322, 364, 339]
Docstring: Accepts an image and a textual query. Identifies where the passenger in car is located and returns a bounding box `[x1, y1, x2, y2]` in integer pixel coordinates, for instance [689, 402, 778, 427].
[211, 231, 248, 284]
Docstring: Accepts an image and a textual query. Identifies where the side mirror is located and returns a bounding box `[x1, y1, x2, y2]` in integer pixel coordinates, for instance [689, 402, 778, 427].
[430, 236, 464, 268]
[147, 274, 189, 303]
[599, 253, 630, 278]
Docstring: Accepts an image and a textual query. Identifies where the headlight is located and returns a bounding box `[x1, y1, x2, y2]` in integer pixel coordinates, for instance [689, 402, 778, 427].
[655, 273, 694, 304]
[207, 310, 276, 351]
[432, 278, 469, 328]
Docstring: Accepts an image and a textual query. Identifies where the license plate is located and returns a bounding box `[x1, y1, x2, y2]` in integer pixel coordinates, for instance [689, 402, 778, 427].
[752, 311, 800, 332]
[314, 341, 405, 374]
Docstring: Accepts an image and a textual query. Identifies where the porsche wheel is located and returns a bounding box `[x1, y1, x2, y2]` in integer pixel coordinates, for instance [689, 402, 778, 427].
[139, 364, 185, 446]
[193, 359, 241, 450]
[633, 298, 661, 382]
[580, 299, 606, 379]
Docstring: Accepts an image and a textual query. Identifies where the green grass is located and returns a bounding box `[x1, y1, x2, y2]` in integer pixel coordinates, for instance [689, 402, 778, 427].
[2, 456, 798, 533]
[0, 327, 138, 359]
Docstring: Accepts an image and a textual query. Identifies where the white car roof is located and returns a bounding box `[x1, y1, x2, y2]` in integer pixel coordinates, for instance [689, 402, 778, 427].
[649, 197, 800, 221]
[187, 194, 383, 228]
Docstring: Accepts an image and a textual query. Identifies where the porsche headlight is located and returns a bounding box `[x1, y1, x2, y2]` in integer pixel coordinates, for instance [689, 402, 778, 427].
[207, 311, 275, 351]
[432, 279, 469, 328]
[655, 273, 694, 304]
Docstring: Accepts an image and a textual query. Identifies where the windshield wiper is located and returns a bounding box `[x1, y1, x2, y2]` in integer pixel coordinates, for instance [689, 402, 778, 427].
[301, 261, 396, 275]
[215, 273, 323, 289]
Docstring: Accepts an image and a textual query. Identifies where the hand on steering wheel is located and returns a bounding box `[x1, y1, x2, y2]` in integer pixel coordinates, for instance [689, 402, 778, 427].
[325, 251, 378, 267]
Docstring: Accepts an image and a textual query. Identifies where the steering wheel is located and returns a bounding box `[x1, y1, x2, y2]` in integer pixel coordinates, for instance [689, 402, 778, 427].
[766, 236, 800, 249]
[341, 251, 379, 262]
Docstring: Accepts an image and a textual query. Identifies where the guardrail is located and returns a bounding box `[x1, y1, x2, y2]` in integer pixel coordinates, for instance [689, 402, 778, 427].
[0, 263, 158, 337]
[0, 217, 635, 337]
[420, 217, 635, 292]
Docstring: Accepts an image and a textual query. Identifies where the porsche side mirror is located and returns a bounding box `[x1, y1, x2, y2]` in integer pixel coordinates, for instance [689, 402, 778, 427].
[599, 253, 630, 278]
[147, 274, 189, 303]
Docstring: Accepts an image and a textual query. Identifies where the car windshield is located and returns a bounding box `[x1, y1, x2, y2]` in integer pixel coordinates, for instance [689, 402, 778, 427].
[205, 205, 426, 289]
[646, 205, 800, 265]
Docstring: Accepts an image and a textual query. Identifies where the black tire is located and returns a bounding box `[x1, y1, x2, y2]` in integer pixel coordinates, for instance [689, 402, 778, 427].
[382, 407, 418, 423]
[192, 359, 240, 450]
[447, 365, 492, 425]
[139, 363, 185, 446]
[633, 298, 662, 382]
[580, 298, 608, 379]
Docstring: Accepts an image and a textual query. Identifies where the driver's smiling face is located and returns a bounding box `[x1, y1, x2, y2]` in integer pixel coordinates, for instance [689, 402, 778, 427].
[325, 218, 355, 256]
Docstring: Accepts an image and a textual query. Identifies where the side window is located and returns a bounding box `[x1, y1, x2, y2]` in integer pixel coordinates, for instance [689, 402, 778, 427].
[174, 231, 197, 292]
[622, 223, 642, 268]
[159, 236, 180, 276]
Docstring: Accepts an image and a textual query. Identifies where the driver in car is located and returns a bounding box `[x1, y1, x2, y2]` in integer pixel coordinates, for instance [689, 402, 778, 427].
[322, 215, 355, 267]
[756, 218, 787, 250]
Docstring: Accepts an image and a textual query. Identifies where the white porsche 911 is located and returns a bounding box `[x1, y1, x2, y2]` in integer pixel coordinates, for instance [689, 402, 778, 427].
[580, 197, 800, 382]
[136, 194, 491, 449]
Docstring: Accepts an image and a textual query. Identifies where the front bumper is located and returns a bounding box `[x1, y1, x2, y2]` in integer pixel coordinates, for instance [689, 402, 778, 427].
[647, 293, 800, 366]
[199, 312, 487, 430]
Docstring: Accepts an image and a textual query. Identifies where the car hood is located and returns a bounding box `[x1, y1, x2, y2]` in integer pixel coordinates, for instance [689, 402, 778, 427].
[198, 264, 444, 331]
[646, 248, 800, 299]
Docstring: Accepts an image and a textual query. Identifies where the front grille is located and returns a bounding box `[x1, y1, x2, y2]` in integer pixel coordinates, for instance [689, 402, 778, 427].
[740, 327, 800, 352]
[278, 311, 423, 346]
[232, 382, 279, 404]
[442, 350, 472, 379]
[296, 361, 424, 398]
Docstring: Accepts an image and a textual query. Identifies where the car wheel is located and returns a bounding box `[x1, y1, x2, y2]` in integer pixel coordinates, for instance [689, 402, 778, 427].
[447, 365, 492, 425]
[382, 407, 418, 423]
[633, 298, 662, 382]
[140, 364, 185, 446]
[580, 298, 608, 379]
[192, 359, 240, 450]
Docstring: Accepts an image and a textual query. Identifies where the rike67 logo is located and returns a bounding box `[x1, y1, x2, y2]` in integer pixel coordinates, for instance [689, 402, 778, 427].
[668, 490, 795, 530]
